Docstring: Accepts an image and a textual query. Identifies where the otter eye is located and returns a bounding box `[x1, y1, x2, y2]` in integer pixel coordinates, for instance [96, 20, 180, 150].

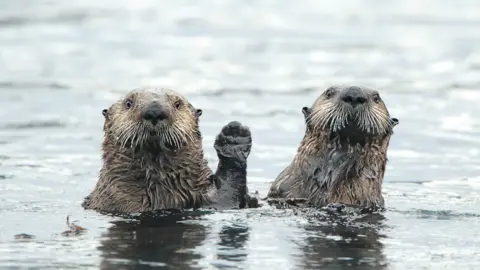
[125, 98, 134, 109]
[174, 100, 182, 109]
[373, 94, 381, 103]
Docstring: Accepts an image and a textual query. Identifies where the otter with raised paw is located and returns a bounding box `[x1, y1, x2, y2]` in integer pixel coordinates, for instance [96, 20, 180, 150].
[267, 86, 398, 211]
[82, 87, 257, 214]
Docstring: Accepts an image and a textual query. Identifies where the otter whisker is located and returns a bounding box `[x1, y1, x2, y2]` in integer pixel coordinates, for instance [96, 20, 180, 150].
[169, 126, 182, 149]
[341, 106, 350, 129]
[179, 124, 192, 145]
[128, 125, 139, 147]
[141, 125, 149, 147]
[158, 126, 166, 147]
[334, 105, 348, 132]
[309, 102, 336, 131]
[363, 110, 374, 134]
[119, 128, 132, 148]
[170, 131, 177, 148]
[182, 123, 197, 144]
[156, 132, 163, 148]
[162, 125, 172, 147]
[371, 111, 381, 134]
[328, 112, 336, 132]
[173, 119, 196, 147]
[368, 112, 376, 134]
[116, 120, 134, 148]
[170, 129, 178, 148]
[362, 106, 371, 133]
[120, 120, 141, 149]
[162, 126, 173, 147]
[175, 126, 183, 148]
[323, 106, 338, 131]
[172, 123, 185, 146]
[172, 128, 181, 148]
[126, 127, 135, 142]
[358, 108, 367, 132]
[329, 111, 337, 132]
[311, 102, 337, 132]
[132, 125, 140, 148]
[372, 107, 388, 134]
[356, 105, 373, 134]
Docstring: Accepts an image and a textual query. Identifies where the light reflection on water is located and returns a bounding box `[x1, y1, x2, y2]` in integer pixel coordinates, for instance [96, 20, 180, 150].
[1, 0, 480, 269]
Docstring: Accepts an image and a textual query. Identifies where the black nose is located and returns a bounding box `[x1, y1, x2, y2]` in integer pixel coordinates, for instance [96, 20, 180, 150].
[142, 106, 168, 125]
[341, 87, 367, 107]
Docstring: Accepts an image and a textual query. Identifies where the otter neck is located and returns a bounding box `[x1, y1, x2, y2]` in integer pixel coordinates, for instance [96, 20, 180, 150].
[297, 130, 389, 209]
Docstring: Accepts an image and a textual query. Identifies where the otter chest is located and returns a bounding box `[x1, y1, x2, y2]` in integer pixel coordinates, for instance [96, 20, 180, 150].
[138, 158, 206, 210]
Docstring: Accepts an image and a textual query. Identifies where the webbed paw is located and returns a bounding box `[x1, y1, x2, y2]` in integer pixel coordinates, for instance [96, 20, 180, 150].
[245, 191, 261, 208]
[214, 121, 252, 165]
[324, 202, 346, 212]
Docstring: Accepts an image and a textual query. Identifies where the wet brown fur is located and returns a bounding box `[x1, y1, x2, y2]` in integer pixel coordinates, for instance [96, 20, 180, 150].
[268, 86, 397, 210]
[83, 88, 218, 213]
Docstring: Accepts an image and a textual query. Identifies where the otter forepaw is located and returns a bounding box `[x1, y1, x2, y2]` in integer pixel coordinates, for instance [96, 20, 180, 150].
[245, 191, 261, 208]
[324, 203, 346, 213]
[214, 121, 252, 164]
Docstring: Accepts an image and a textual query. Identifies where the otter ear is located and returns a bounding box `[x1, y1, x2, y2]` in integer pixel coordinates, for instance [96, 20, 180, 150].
[302, 107, 311, 121]
[102, 109, 108, 120]
[391, 117, 399, 127]
[196, 109, 203, 118]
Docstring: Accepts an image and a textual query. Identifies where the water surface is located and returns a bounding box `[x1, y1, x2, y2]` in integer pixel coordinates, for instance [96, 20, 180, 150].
[1, 1, 480, 269]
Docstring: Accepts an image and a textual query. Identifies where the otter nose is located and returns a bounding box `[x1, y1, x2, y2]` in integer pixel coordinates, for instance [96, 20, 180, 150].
[341, 87, 367, 107]
[142, 106, 168, 125]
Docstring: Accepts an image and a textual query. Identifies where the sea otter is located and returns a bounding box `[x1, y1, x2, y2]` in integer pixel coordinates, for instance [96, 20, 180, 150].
[267, 85, 398, 211]
[82, 87, 256, 214]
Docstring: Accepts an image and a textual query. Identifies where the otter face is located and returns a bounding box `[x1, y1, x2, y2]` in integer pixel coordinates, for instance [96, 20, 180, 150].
[105, 88, 201, 149]
[304, 86, 397, 143]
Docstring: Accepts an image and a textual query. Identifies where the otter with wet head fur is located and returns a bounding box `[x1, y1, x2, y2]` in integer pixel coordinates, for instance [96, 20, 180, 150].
[267, 86, 398, 211]
[82, 87, 256, 214]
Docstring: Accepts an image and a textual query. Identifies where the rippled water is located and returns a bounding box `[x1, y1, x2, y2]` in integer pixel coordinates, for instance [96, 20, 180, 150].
[2, 1, 480, 269]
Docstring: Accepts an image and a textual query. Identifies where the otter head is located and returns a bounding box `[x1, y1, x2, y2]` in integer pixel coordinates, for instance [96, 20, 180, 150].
[103, 87, 202, 150]
[303, 86, 398, 146]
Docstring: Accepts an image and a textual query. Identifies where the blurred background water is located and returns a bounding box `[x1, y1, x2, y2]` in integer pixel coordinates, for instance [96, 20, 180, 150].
[1, 0, 480, 269]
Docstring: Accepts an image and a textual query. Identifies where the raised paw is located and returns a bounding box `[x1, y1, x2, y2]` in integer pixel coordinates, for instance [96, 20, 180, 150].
[214, 121, 252, 163]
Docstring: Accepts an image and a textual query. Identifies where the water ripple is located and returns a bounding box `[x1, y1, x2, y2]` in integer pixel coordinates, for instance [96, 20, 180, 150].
[1, 0, 480, 269]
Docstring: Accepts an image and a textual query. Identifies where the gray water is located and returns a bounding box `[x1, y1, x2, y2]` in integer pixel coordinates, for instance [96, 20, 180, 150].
[1, 0, 480, 269]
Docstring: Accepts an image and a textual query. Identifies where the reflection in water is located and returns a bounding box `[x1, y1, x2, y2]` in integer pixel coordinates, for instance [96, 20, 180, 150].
[97, 213, 209, 270]
[214, 224, 250, 269]
[297, 213, 387, 270]
[2, 0, 480, 268]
